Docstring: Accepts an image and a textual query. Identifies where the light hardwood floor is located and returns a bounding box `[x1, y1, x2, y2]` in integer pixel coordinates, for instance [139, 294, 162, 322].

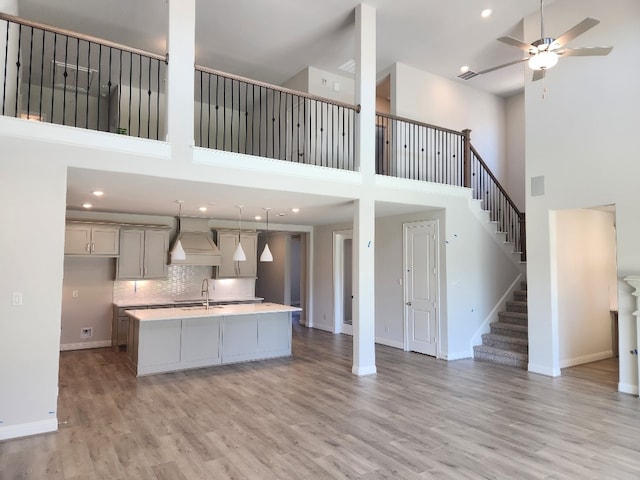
[2, 324, 639, 479]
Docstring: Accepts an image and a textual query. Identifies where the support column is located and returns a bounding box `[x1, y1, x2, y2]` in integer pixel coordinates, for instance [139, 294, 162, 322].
[166, 0, 195, 160]
[0, 0, 19, 117]
[352, 197, 376, 375]
[355, 3, 376, 179]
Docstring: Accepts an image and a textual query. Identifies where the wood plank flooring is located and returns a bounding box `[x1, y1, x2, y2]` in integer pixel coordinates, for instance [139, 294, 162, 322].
[2, 324, 639, 479]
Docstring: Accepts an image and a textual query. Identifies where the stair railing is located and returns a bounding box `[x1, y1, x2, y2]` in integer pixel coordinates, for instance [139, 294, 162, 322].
[463, 130, 526, 261]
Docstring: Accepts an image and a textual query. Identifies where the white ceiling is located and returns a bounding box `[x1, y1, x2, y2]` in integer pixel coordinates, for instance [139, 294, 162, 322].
[16, 0, 577, 224]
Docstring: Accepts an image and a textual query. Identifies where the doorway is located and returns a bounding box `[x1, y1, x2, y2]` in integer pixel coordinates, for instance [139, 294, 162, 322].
[403, 220, 439, 356]
[333, 229, 353, 335]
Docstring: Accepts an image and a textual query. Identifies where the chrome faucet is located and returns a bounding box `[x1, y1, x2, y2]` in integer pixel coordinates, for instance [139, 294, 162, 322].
[201, 278, 210, 310]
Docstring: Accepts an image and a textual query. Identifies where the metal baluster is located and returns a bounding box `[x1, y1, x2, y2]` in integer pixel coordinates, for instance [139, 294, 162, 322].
[2, 20, 8, 116]
[74, 37, 79, 127]
[86, 41, 91, 128]
[146, 56, 151, 139]
[26, 26, 33, 118]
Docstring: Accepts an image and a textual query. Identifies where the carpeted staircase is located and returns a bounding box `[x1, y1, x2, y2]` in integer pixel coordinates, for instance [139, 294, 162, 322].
[473, 282, 528, 369]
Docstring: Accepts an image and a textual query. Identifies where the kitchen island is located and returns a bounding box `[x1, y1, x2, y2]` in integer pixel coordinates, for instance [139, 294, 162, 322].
[126, 303, 301, 376]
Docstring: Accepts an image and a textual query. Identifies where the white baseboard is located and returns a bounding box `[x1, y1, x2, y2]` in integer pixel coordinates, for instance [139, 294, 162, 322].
[375, 337, 404, 349]
[0, 418, 58, 441]
[528, 363, 561, 377]
[352, 365, 377, 376]
[60, 340, 111, 351]
[444, 350, 472, 361]
[560, 350, 614, 369]
[618, 383, 639, 395]
[311, 323, 334, 333]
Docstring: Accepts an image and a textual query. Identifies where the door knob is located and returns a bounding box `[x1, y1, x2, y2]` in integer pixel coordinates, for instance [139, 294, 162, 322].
[406, 302, 412, 306]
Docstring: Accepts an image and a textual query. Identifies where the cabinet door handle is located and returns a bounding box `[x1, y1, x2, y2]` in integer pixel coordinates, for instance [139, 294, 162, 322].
[86, 242, 91, 252]
[90, 243, 95, 253]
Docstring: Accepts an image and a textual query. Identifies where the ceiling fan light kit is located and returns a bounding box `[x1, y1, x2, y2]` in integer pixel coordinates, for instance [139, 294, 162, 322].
[461, 0, 612, 82]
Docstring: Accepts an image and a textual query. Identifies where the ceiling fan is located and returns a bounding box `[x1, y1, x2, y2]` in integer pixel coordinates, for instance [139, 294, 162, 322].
[460, 0, 613, 82]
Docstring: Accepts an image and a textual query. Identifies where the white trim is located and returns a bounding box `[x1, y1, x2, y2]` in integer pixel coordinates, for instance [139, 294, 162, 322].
[333, 229, 353, 335]
[528, 363, 561, 377]
[470, 273, 524, 347]
[311, 323, 334, 333]
[618, 382, 639, 395]
[443, 350, 472, 361]
[352, 365, 377, 376]
[0, 418, 58, 441]
[60, 340, 111, 351]
[375, 337, 403, 349]
[560, 350, 614, 369]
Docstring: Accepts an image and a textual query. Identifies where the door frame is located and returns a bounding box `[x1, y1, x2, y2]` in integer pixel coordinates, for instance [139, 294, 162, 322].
[333, 229, 353, 335]
[403, 220, 441, 357]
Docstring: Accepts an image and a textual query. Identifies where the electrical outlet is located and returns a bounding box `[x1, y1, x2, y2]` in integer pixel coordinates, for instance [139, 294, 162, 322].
[80, 327, 93, 339]
[12, 292, 23, 306]
[72, 290, 79, 298]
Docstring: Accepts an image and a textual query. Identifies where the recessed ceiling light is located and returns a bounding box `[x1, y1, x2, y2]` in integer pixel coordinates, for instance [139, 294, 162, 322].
[278, 212, 286, 217]
[254, 215, 262, 220]
[291, 208, 300, 213]
[199, 206, 207, 212]
[460, 65, 470, 73]
[481, 8, 492, 18]
[92, 190, 104, 197]
[82, 202, 92, 209]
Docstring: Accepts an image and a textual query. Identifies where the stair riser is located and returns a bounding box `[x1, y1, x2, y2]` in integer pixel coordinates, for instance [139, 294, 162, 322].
[513, 292, 527, 302]
[482, 338, 528, 353]
[491, 325, 528, 339]
[506, 302, 527, 314]
[497, 313, 528, 326]
[473, 350, 527, 369]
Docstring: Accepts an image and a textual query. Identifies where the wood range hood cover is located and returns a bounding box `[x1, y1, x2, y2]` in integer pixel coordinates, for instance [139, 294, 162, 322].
[169, 217, 221, 266]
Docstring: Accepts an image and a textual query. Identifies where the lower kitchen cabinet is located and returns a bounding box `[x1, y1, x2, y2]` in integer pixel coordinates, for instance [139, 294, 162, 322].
[181, 316, 221, 368]
[136, 319, 183, 374]
[221, 315, 259, 363]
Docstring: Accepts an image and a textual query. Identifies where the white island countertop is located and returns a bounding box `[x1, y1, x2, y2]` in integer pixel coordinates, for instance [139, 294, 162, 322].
[127, 302, 301, 322]
[114, 296, 264, 308]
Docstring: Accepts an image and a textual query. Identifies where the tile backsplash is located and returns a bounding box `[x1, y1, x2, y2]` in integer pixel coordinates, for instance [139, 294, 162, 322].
[113, 265, 256, 301]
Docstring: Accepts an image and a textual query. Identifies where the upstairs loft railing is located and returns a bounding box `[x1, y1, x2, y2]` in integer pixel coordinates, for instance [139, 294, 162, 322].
[377, 112, 526, 261]
[195, 65, 360, 171]
[0, 13, 167, 140]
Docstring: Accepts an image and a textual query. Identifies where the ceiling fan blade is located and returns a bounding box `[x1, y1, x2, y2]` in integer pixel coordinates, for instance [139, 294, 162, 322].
[558, 46, 613, 56]
[532, 69, 545, 82]
[498, 35, 535, 52]
[476, 57, 529, 76]
[553, 17, 600, 48]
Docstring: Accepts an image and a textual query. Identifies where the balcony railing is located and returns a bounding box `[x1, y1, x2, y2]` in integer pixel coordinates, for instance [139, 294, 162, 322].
[376, 112, 465, 186]
[195, 65, 360, 171]
[0, 13, 167, 139]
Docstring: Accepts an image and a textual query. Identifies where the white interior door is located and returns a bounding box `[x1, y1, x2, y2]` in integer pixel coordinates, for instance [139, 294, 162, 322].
[404, 220, 439, 356]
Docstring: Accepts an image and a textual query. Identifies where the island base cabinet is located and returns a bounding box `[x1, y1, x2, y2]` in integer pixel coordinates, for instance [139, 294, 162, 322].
[181, 317, 221, 369]
[137, 319, 182, 375]
[221, 312, 291, 364]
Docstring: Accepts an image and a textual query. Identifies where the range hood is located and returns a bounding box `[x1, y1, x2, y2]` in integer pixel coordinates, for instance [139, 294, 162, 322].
[169, 217, 221, 266]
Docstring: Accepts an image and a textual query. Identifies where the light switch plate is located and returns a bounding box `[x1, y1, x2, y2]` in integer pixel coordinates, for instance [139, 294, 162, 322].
[12, 292, 23, 306]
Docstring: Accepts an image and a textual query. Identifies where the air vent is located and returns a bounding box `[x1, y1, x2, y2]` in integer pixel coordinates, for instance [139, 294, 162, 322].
[458, 70, 479, 80]
[52, 60, 98, 93]
[338, 59, 356, 74]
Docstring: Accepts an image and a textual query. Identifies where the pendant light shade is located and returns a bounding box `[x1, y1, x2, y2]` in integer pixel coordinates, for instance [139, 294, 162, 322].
[260, 207, 273, 262]
[260, 243, 273, 262]
[170, 200, 187, 261]
[233, 205, 247, 262]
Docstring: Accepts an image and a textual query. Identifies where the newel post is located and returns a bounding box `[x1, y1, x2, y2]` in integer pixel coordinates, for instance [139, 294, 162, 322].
[519, 212, 527, 262]
[462, 129, 472, 188]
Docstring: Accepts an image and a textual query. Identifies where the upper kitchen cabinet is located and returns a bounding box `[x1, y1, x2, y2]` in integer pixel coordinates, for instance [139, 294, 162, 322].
[216, 230, 257, 278]
[64, 223, 120, 256]
[117, 228, 170, 280]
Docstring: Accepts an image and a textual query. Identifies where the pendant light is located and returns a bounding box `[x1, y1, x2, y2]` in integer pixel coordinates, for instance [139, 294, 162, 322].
[170, 200, 186, 261]
[232, 205, 247, 261]
[260, 207, 273, 262]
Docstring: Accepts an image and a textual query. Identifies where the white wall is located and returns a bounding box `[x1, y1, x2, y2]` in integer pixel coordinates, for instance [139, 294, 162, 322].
[392, 62, 507, 183]
[505, 93, 525, 212]
[525, 0, 640, 388]
[556, 209, 617, 368]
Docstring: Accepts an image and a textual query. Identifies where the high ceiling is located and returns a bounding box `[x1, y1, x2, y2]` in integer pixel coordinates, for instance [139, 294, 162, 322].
[13, 0, 567, 224]
[16, 0, 556, 98]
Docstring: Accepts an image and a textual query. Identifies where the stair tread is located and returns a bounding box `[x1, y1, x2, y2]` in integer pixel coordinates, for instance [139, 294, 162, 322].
[482, 333, 528, 345]
[474, 345, 528, 360]
[492, 321, 527, 332]
[499, 311, 528, 319]
[507, 300, 527, 306]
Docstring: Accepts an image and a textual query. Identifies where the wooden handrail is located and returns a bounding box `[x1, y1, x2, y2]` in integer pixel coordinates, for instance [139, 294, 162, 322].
[470, 144, 523, 216]
[0, 13, 167, 62]
[196, 65, 361, 113]
[376, 111, 462, 136]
